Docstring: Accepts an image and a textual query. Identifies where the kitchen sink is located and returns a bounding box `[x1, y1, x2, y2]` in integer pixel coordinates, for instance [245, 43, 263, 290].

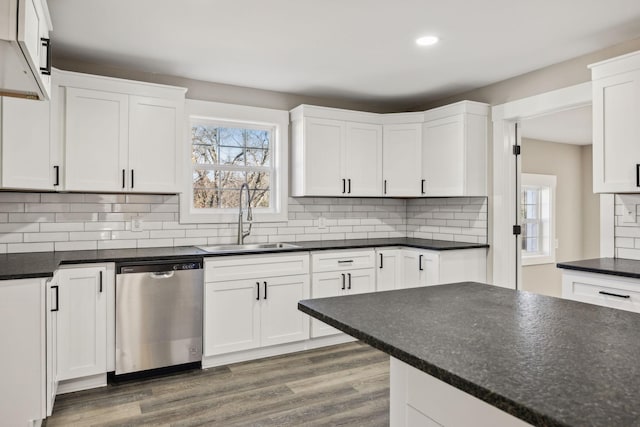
[196, 243, 301, 253]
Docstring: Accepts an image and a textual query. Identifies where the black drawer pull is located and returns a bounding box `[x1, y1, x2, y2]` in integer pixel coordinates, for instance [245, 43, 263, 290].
[51, 285, 59, 312]
[636, 164, 640, 187]
[99, 271, 103, 293]
[264, 281, 267, 300]
[419, 254, 424, 271]
[53, 165, 59, 186]
[338, 260, 354, 264]
[40, 38, 51, 75]
[341, 273, 346, 290]
[379, 253, 383, 269]
[122, 169, 126, 188]
[421, 179, 426, 194]
[342, 179, 346, 194]
[599, 291, 630, 299]
[256, 282, 260, 300]
[347, 273, 352, 290]
[347, 178, 351, 194]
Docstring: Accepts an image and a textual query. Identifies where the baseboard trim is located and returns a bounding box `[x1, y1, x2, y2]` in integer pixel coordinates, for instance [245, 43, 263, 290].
[57, 373, 107, 395]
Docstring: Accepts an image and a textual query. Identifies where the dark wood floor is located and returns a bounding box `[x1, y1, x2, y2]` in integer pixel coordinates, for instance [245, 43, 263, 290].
[44, 341, 390, 426]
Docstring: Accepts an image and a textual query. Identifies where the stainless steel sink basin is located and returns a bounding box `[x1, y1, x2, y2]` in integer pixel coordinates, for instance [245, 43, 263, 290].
[196, 243, 301, 253]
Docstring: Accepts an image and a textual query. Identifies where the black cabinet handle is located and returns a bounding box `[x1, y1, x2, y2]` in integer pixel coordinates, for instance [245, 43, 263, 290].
[599, 290, 630, 299]
[342, 179, 346, 194]
[636, 164, 639, 187]
[53, 165, 59, 186]
[347, 273, 352, 290]
[421, 179, 426, 194]
[341, 273, 346, 290]
[419, 254, 424, 271]
[99, 271, 103, 293]
[256, 282, 260, 300]
[384, 180, 387, 194]
[264, 281, 267, 300]
[379, 253, 383, 269]
[348, 178, 351, 194]
[40, 38, 51, 75]
[122, 169, 126, 189]
[338, 260, 354, 264]
[51, 285, 59, 312]
[131, 169, 135, 189]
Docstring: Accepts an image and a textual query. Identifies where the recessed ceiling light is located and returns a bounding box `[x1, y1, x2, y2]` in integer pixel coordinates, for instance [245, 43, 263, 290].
[416, 36, 439, 47]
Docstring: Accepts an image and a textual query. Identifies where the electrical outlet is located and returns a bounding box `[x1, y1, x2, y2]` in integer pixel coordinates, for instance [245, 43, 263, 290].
[131, 217, 143, 232]
[622, 205, 637, 224]
[318, 216, 327, 230]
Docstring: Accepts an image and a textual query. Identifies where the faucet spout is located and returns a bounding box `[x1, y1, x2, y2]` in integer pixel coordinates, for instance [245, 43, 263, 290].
[237, 183, 253, 244]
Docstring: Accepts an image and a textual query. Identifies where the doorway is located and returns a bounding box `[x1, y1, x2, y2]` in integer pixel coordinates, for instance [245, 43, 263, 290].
[517, 106, 599, 296]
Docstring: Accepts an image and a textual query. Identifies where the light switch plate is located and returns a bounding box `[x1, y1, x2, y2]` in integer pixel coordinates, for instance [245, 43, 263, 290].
[318, 216, 327, 230]
[131, 217, 143, 232]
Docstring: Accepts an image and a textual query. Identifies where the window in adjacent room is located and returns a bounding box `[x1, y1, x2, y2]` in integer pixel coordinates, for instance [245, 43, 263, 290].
[180, 100, 288, 223]
[521, 173, 556, 265]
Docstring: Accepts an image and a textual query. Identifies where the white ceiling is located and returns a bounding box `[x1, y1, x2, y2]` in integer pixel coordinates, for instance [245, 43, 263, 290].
[521, 106, 593, 145]
[48, 0, 640, 105]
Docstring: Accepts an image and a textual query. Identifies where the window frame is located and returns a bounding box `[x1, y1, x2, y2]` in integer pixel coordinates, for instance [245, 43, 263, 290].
[180, 100, 289, 224]
[521, 173, 556, 266]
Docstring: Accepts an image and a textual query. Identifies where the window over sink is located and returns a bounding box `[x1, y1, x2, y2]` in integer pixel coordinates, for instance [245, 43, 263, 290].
[180, 100, 289, 223]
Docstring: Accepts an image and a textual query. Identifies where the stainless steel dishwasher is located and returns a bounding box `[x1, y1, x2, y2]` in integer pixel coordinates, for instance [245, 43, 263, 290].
[115, 260, 203, 375]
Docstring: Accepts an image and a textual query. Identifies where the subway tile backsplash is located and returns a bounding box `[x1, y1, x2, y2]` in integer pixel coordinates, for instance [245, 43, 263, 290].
[0, 192, 488, 253]
[614, 194, 640, 260]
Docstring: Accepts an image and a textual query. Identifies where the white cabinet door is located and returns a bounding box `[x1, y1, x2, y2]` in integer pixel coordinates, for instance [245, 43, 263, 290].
[204, 280, 261, 356]
[0, 278, 45, 427]
[128, 96, 182, 193]
[383, 124, 422, 196]
[592, 70, 640, 193]
[346, 269, 375, 295]
[1, 96, 55, 190]
[260, 274, 310, 347]
[401, 250, 439, 288]
[422, 115, 465, 196]
[303, 117, 344, 196]
[56, 266, 107, 381]
[376, 249, 402, 291]
[65, 87, 129, 192]
[46, 275, 58, 416]
[345, 122, 383, 196]
[310, 271, 345, 337]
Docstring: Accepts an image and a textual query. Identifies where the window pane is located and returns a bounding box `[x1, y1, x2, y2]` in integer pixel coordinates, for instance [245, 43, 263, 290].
[246, 148, 270, 167]
[219, 171, 246, 190]
[192, 144, 218, 165]
[192, 125, 218, 145]
[218, 127, 246, 147]
[251, 190, 270, 208]
[193, 170, 218, 189]
[193, 189, 219, 209]
[219, 189, 242, 209]
[246, 129, 270, 149]
[524, 204, 537, 219]
[219, 146, 245, 166]
[247, 171, 270, 190]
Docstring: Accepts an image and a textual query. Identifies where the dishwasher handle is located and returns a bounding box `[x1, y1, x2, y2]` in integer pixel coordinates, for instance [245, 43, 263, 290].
[150, 271, 175, 279]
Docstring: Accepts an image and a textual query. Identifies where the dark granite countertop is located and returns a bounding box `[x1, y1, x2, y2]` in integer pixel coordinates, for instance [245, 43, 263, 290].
[299, 283, 640, 427]
[557, 258, 640, 280]
[0, 238, 487, 281]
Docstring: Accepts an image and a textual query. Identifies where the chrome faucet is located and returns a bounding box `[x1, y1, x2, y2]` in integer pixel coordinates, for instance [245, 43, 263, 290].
[237, 183, 253, 244]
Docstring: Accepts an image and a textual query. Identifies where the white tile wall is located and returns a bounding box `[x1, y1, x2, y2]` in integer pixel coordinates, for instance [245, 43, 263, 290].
[614, 194, 640, 260]
[406, 197, 488, 244]
[0, 192, 488, 253]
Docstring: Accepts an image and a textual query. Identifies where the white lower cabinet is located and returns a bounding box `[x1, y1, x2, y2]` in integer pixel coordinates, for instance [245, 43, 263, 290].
[0, 278, 46, 427]
[376, 247, 487, 291]
[311, 250, 376, 337]
[561, 270, 640, 313]
[54, 265, 109, 381]
[204, 254, 310, 357]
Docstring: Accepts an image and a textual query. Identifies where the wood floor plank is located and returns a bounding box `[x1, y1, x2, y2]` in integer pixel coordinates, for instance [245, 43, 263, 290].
[44, 341, 389, 427]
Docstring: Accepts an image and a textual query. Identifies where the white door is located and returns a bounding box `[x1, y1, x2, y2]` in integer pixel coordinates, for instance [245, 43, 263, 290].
[383, 124, 422, 196]
[345, 122, 383, 196]
[46, 276, 58, 416]
[401, 250, 440, 288]
[346, 269, 376, 295]
[422, 115, 465, 196]
[376, 249, 402, 291]
[1, 96, 54, 190]
[310, 271, 345, 337]
[593, 70, 640, 193]
[16, 0, 44, 79]
[56, 267, 107, 381]
[260, 274, 310, 347]
[304, 117, 345, 196]
[204, 280, 261, 356]
[128, 96, 182, 193]
[65, 87, 129, 192]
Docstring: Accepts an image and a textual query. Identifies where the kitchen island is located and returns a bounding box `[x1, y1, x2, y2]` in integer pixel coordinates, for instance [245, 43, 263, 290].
[298, 282, 640, 426]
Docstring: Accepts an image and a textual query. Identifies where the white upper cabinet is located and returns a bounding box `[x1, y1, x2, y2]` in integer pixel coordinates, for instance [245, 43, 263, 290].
[290, 106, 383, 197]
[65, 87, 129, 192]
[1, 95, 58, 189]
[58, 70, 187, 193]
[382, 123, 422, 197]
[290, 102, 488, 198]
[590, 51, 640, 193]
[421, 101, 488, 197]
[0, 0, 52, 99]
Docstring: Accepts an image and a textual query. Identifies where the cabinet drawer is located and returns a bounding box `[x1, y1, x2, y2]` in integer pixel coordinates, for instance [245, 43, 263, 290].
[311, 249, 375, 272]
[205, 253, 309, 282]
[562, 271, 640, 313]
